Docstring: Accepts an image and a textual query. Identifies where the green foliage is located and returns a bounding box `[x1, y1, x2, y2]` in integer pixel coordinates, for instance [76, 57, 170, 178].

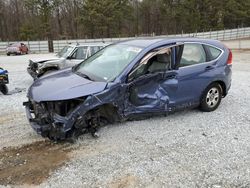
[0, 0, 250, 40]
[81, 0, 133, 38]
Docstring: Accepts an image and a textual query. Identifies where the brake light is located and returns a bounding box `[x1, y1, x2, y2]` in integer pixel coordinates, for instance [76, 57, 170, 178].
[227, 49, 233, 65]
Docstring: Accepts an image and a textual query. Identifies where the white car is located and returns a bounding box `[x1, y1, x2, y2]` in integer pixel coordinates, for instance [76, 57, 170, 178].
[27, 43, 108, 79]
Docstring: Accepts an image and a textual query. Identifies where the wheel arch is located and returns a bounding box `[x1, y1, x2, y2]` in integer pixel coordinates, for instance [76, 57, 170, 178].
[89, 103, 121, 123]
[212, 80, 227, 97]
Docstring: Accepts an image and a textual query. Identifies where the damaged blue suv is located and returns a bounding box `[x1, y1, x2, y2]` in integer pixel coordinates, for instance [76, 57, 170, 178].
[24, 38, 232, 141]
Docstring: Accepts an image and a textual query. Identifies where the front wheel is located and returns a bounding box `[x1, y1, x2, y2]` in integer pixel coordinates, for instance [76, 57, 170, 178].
[0, 84, 8, 95]
[200, 83, 222, 112]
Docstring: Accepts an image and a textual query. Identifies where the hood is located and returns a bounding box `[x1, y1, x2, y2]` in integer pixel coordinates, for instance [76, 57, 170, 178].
[28, 69, 107, 102]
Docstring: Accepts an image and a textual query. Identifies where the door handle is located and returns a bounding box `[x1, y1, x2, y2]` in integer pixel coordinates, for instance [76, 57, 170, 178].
[165, 75, 176, 79]
[163, 73, 176, 79]
[205, 66, 215, 71]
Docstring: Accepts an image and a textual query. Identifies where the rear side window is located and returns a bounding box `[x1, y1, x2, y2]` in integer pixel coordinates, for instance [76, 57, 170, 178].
[180, 44, 206, 67]
[207, 46, 221, 60]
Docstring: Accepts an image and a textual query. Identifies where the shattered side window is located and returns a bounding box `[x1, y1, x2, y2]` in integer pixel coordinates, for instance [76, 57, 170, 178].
[129, 48, 172, 81]
[180, 44, 206, 67]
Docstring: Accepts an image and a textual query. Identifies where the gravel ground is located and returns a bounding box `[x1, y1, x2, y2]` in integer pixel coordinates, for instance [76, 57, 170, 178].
[0, 51, 250, 187]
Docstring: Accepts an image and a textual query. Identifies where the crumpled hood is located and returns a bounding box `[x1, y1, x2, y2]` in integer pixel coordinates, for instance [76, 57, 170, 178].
[28, 69, 107, 102]
[30, 55, 61, 64]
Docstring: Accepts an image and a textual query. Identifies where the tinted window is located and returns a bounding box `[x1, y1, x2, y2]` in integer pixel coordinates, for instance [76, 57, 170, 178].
[90, 46, 102, 55]
[57, 46, 74, 58]
[71, 47, 88, 59]
[180, 44, 206, 67]
[207, 46, 221, 59]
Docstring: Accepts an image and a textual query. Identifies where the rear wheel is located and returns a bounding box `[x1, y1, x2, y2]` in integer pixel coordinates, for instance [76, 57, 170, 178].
[200, 83, 222, 112]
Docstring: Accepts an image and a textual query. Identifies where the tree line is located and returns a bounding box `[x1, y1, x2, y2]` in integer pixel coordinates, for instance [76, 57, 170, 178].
[0, 0, 250, 41]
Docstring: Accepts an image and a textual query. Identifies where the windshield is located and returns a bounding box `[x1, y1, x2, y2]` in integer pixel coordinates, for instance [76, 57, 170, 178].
[57, 45, 74, 58]
[74, 44, 142, 82]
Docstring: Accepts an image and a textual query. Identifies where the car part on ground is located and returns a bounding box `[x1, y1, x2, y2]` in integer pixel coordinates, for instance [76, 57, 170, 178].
[27, 43, 107, 79]
[24, 38, 232, 141]
[0, 68, 9, 95]
[6, 43, 29, 56]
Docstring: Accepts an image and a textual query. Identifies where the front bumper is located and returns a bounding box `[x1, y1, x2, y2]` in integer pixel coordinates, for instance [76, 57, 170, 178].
[27, 60, 40, 79]
[24, 103, 50, 135]
[23, 101, 68, 139]
[27, 67, 38, 79]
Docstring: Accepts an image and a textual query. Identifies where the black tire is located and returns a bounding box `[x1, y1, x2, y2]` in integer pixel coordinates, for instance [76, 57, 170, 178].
[0, 84, 8, 95]
[7, 53, 10, 56]
[200, 83, 222, 112]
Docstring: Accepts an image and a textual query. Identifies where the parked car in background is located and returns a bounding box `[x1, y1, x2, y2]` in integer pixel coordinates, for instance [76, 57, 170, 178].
[6, 43, 29, 56]
[27, 43, 107, 79]
[24, 38, 232, 141]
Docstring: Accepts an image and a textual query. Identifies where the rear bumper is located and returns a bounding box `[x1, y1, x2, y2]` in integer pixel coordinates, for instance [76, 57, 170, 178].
[6, 51, 21, 55]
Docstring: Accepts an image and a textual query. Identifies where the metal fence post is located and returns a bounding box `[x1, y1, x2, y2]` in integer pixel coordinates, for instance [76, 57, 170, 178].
[27, 40, 30, 52]
[236, 27, 239, 39]
[38, 41, 41, 53]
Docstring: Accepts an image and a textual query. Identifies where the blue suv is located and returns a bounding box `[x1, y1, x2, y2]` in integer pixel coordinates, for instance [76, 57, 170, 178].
[24, 38, 232, 141]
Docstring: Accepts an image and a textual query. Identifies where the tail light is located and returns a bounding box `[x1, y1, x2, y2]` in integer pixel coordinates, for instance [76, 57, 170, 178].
[227, 49, 233, 65]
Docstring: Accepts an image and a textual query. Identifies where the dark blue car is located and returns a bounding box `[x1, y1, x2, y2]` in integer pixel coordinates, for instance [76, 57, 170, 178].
[24, 38, 232, 141]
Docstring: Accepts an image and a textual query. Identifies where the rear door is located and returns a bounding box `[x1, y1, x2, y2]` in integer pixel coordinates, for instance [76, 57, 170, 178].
[174, 42, 222, 108]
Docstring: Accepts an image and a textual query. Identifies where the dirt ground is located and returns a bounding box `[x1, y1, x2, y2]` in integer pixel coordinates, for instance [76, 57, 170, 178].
[0, 50, 250, 187]
[0, 141, 72, 186]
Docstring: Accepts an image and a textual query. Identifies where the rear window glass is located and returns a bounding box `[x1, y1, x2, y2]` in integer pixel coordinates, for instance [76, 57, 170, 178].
[208, 46, 221, 59]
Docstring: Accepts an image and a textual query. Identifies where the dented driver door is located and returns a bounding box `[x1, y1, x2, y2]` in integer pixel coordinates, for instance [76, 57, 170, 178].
[123, 46, 180, 116]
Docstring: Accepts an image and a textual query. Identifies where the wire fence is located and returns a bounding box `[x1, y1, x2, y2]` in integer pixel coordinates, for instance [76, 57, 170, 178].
[0, 27, 250, 54]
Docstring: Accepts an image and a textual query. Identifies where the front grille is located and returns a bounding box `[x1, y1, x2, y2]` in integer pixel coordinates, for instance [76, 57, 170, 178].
[30, 101, 52, 125]
[29, 60, 38, 71]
